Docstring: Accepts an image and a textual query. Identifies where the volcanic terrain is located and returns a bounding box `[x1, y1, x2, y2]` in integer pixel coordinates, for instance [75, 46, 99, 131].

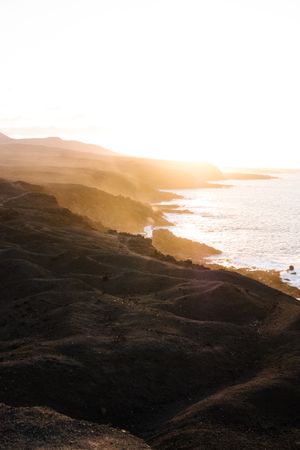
[0, 179, 299, 449]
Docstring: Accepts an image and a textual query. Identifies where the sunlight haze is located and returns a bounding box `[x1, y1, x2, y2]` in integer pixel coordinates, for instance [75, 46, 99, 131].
[1, 0, 300, 168]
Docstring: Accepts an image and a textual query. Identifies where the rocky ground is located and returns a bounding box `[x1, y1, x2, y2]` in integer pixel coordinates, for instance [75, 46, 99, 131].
[0, 179, 299, 449]
[152, 228, 221, 262]
[0, 403, 150, 449]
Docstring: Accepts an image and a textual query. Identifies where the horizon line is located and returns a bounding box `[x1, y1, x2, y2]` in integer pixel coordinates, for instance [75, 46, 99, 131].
[1, 129, 300, 171]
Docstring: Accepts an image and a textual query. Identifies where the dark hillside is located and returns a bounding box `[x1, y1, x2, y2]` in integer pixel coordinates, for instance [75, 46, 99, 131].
[0, 180, 299, 449]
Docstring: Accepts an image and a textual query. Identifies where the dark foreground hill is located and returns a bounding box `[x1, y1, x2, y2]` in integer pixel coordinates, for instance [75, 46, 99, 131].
[0, 403, 150, 449]
[0, 179, 299, 449]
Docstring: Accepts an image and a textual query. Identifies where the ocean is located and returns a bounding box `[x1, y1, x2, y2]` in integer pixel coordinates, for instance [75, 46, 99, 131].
[152, 172, 300, 290]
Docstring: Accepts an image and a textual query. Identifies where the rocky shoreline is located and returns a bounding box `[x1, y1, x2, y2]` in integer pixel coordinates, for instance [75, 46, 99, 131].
[148, 227, 300, 299]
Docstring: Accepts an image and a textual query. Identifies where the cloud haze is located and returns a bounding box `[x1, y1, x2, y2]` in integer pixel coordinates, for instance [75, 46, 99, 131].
[1, 0, 300, 167]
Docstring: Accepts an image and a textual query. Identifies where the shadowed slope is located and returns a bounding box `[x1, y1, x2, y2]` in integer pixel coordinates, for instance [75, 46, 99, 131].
[0, 180, 299, 449]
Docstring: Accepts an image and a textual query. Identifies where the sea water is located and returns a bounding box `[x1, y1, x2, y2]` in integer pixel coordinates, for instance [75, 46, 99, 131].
[149, 172, 300, 290]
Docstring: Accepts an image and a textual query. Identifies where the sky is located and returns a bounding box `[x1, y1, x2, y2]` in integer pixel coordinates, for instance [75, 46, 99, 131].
[1, 0, 300, 168]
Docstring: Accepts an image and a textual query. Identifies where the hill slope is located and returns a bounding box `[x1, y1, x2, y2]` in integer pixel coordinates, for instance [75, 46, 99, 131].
[46, 183, 170, 233]
[0, 404, 150, 450]
[0, 132, 13, 144]
[0, 179, 299, 449]
[0, 133, 224, 201]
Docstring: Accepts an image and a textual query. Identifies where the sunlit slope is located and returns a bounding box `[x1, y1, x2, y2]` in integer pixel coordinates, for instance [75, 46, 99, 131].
[0, 135, 224, 194]
[0, 404, 150, 449]
[45, 183, 170, 233]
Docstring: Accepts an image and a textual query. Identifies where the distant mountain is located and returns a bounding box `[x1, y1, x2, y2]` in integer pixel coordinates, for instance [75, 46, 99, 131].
[0, 132, 115, 156]
[0, 132, 225, 195]
[0, 132, 13, 144]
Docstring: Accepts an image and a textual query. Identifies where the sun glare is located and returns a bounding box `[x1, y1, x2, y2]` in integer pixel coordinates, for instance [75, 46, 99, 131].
[1, 0, 300, 168]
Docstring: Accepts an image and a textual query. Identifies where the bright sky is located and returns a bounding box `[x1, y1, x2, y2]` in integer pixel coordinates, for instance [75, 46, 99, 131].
[1, 0, 300, 168]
